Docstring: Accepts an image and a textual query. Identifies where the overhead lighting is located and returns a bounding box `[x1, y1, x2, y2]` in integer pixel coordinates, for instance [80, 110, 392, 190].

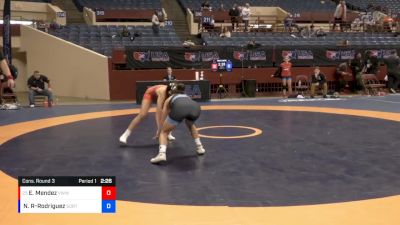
[0, 20, 33, 25]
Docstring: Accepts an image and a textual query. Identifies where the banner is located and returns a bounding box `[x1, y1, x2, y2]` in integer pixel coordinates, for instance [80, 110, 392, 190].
[125, 46, 400, 69]
[3, 0, 12, 64]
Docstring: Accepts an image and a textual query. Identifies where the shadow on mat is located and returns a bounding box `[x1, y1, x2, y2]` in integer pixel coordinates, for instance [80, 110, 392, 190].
[161, 155, 206, 171]
[119, 143, 158, 149]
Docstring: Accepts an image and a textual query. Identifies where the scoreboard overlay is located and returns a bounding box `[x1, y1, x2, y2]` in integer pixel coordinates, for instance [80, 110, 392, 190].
[18, 176, 116, 213]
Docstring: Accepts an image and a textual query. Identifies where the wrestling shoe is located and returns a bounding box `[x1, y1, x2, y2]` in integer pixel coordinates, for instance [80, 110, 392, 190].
[167, 133, 176, 141]
[150, 153, 166, 164]
[196, 146, 205, 155]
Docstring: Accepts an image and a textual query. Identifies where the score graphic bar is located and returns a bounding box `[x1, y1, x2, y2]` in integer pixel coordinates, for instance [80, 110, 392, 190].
[18, 176, 116, 214]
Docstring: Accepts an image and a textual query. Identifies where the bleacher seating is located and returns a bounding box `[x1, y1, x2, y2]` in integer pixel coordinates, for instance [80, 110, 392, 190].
[49, 25, 182, 56]
[179, 0, 336, 13]
[73, 0, 162, 11]
[202, 31, 400, 47]
[345, 0, 400, 13]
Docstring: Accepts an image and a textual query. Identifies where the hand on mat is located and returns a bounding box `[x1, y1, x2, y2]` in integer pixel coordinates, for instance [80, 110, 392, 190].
[153, 130, 161, 139]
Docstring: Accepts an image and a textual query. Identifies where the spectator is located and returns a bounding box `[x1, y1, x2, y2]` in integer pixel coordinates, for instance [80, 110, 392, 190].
[241, 3, 251, 32]
[0, 51, 14, 104]
[152, 10, 160, 34]
[271, 56, 293, 97]
[183, 39, 195, 47]
[163, 67, 177, 81]
[229, 4, 240, 31]
[332, 0, 347, 32]
[220, 27, 231, 38]
[310, 66, 328, 98]
[350, 52, 364, 91]
[37, 21, 48, 33]
[364, 51, 379, 75]
[284, 13, 294, 32]
[218, 3, 224, 11]
[122, 27, 130, 37]
[247, 40, 260, 49]
[383, 51, 400, 93]
[315, 26, 327, 37]
[27, 71, 53, 108]
[300, 26, 311, 38]
[309, 24, 315, 36]
[201, 0, 211, 11]
[335, 62, 352, 92]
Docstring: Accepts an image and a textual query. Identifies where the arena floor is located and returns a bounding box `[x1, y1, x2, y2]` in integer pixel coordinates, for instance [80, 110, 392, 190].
[1, 94, 399, 225]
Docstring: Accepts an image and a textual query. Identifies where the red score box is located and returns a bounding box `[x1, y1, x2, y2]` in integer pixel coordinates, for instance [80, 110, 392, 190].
[102, 186, 116, 200]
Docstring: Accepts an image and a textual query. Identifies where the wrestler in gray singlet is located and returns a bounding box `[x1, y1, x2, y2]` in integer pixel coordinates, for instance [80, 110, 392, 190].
[166, 94, 201, 126]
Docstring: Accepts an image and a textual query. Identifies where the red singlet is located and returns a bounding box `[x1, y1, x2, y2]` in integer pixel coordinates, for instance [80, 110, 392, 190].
[280, 62, 292, 77]
[143, 85, 164, 102]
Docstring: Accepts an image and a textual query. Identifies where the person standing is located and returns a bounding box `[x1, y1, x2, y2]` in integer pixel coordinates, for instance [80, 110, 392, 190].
[119, 84, 175, 144]
[332, 0, 347, 32]
[151, 83, 205, 164]
[241, 3, 251, 32]
[152, 10, 160, 34]
[229, 4, 240, 31]
[350, 52, 364, 91]
[27, 71, 53, 107]
[272, 56, 293, 97]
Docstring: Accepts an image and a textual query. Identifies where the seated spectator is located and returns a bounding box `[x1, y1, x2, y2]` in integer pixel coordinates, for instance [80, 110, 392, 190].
[315, 27, 327, 37]
[183, 39, 195, 47]
[120, 27, 135, 41]
[310, 66, 328, 98]
[350, 52, 364, 91]
[152, 10, 160, 34]
[27, 71, 53, 107]
[309, 24, 315, 36]
[351, 17, 362, 32]
[300, 26, 311, 38]
[37, 21, 48, 33]
[201, 0, 211, 11]
[122, 27, 131, 37]
[163, 67, 177, 81]
[247, 40, 260, 49]
[364, 51, 379, 75]
[220, 27, 231, 38]
[335, 62, 352, 92]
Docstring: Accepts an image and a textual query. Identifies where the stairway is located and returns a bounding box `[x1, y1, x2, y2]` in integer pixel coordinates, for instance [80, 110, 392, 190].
[161, 0, 201, 44]
[51, 0, 85, 24]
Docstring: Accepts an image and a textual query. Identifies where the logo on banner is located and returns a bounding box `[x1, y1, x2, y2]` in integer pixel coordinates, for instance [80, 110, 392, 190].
[133, 51, 150, 62]
[201, 52, 219, 62]
[365, 49, 382, 59]
[282, 50, 297, 59]
[233, 51, 246, 60]
[381, 49, 397, 59]
[296, 50, 314, 60]
[150, 51, 169, 62]
[184, 52, 200, 62]
[340, 50, 355, 60]
[249, 51, 267, 61]
[326, 51, 340, 60]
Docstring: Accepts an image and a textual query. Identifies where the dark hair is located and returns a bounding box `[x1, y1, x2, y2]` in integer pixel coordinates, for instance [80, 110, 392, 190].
[167, 82, 185, 96]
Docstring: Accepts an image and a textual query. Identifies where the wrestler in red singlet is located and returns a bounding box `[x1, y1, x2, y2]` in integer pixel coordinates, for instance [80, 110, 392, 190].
[143, 85, 164, 102]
